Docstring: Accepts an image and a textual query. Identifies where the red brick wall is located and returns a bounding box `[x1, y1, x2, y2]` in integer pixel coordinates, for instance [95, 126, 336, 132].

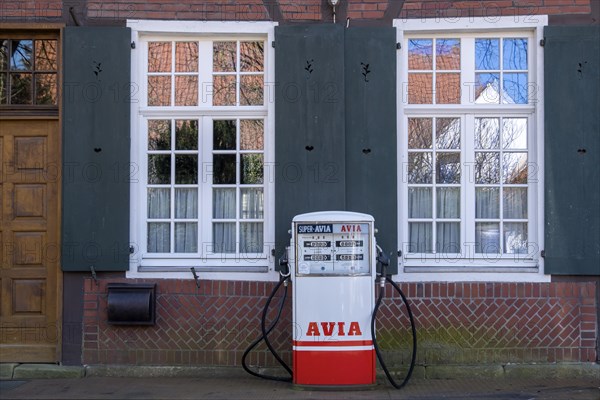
[82, 278, 598, 367]
[0, 0, 592, 23]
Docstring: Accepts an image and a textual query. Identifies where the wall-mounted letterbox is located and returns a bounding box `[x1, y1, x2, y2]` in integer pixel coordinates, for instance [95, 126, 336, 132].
[107, 283, 156, 326]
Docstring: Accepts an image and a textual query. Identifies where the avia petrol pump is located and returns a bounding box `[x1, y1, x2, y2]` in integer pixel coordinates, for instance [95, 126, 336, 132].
[290, 211, 376, 387]
[242, 211, 417, 390]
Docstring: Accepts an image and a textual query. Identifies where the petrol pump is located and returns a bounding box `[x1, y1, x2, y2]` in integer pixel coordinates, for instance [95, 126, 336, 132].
[290, 211, 376, 387]
[242, 211, 416, 389]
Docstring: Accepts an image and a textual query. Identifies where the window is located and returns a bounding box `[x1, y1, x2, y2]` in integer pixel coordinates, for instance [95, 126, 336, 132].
[395, 17, 547, 279]
[0, 37, 58, 106]
[129, 21, 276, 275]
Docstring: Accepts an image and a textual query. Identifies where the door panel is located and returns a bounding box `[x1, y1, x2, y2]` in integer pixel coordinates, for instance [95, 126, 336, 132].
[0, 119, 61, 362]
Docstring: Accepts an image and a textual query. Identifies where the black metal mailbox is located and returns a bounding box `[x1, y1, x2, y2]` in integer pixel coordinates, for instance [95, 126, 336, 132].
[107, 283, 156, 325]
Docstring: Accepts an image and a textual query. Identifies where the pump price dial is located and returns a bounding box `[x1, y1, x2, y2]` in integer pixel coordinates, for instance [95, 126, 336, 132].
[336, 254, 363, 261]
[303, 241, 331, 248]
[304, 254, 332, 261]
[335, 240, 363, 248]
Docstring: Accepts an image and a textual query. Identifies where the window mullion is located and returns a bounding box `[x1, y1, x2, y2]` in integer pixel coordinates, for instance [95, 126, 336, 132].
[464, 115, 475, 258]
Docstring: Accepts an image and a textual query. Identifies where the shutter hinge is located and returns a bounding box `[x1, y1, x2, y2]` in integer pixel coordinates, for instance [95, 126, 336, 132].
[397, 250, 402, 257]
[271, 249, 276, 257]
[89, 265, 98, 285]
[271, 41, 275, 48]
[539, 38, 545, 47]
[541, 250, 545, 258]
[129, 245, 135, 254]
[396, 42, 401, 50]
[131, 41, 136, 49]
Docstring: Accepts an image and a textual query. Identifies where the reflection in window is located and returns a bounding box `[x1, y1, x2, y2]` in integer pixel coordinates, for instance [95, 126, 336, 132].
[1, 39, 58, 105]
[475, 38, 528, 104]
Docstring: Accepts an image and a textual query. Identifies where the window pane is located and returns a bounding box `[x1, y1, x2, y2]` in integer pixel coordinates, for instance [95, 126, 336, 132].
[213, 75, 236, 106]
[175, 42, 198, 72]
[175, 222, 198, 253]
[241, 188, 264, 219]
[148, 154, 171, 184]
[175, 155, 198, 184]
[503, 73, 528, 104]
[503, 39, 528, 70]
[241, 222, 263, 253]
[175, 120, 198, 150]
[408, 152, 432, 184]
[476, 187, 499, 219]
[175, 188, 198, 218]
[475, 118, 500, 149]
[148, 76, 171, 106]
[213, 154, 236, 184]
[175, 75, 198, 106]
[436, 39, 460, 70]
[502, 118, 527, 149]
[0, 40, 7, 69]
[436, 222, 460, 253]
[35, 40, 57, 70]
[35, 73, 57, 104]
[503, 187, 527, 219]
[436, 152, 460, 184]
[436, 118, 460, 149]
[503, 152, 527, 184]
[148, 120, 171, 150]
[475, 73, 500, 104]
[408, 222, 432, 253]
[504, 222, 527, 254]
[240, 120, 264, 150]
[408, 73, 433, 104]
[0, 74, 6, 104]
[148, 188, 170, 218]
[408, 187, 432, 218]
[240, 41, 264, 72]
[475, 222, 500, 254]
[241, 154, 263, 184]
[408, 39, 433, 70]
[148, 42, 172, 73]
[148, 222, 170, 252]
[437, 187, 460, 218]
[408, 118, 432, 149]
[10, 40, 32, 71]
[475, 152, 500, 184]
[240, 74, 264, 106]
[213, 41, 236, 72]
[10, 72, 32, 104]
[436, 73, 460, 104]
[213, 120, 236, 150]
[213, 223, 236, 253]
[213, 188, 236, 218]
[475, 38, 499, 70]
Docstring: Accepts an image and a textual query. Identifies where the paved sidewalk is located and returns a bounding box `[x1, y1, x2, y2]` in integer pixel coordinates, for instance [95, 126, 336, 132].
[1, 376, 599, 400]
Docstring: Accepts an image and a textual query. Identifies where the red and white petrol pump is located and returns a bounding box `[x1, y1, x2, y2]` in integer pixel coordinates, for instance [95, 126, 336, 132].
[241, 210, 416, 390]
[290, 211, 376, 387]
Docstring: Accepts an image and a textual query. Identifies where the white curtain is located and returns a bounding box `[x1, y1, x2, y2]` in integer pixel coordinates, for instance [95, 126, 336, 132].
[503, 188, 527, 219]
[148, 189, 170, 252]
[241, 223, 263, 253]
[476, 187, 499, 218]
[213, 189, 236, 253]
[174, 189, 198, 253]
[409, 222, 432, 253]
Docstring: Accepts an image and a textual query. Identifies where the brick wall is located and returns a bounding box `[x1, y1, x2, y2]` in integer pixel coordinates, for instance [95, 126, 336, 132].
[0, 0, 592, 23]
[82, 279, 598, 367]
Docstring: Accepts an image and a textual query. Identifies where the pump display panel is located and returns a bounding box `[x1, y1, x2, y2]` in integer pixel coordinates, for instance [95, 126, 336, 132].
[295, 222, 371, 276]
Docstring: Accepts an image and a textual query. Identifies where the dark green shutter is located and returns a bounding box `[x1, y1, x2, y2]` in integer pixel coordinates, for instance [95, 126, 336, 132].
[274, 26, 398, 272]
[544, 26, 600, 275]
[62, 27, 131, 271]
[274, 25, 346, 259]
[345, 28, 398, 273]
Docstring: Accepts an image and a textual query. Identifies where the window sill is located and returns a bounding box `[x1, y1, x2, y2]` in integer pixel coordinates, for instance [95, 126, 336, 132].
[138, 265, 268, 273]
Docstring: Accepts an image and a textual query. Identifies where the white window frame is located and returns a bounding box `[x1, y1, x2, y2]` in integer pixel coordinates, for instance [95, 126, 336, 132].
[394, 16, 548, 282]
[127, 20, 278, 281]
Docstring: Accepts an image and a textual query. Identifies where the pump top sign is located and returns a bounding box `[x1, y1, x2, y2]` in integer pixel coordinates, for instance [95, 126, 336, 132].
[295, 221, 371, 276]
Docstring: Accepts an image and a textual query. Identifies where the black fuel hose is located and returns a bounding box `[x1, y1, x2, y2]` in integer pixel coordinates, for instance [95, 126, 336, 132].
[241, 277, 292, 382]
[371, 274, 417, 389]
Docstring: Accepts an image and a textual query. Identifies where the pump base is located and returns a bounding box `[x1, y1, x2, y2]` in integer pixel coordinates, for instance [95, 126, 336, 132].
[293, 348, 376, 386]
[293, 383, 377, 391]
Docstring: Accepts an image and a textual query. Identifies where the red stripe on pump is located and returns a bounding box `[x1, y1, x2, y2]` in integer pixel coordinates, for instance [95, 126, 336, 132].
[293, 340, 372, 347]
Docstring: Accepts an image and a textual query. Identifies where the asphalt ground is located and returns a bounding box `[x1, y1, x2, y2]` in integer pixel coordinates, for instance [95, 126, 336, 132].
[1, 376, 599, 400]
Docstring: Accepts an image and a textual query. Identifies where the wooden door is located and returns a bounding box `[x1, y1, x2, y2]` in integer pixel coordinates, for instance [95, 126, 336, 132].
[0, 118, 61, 362]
